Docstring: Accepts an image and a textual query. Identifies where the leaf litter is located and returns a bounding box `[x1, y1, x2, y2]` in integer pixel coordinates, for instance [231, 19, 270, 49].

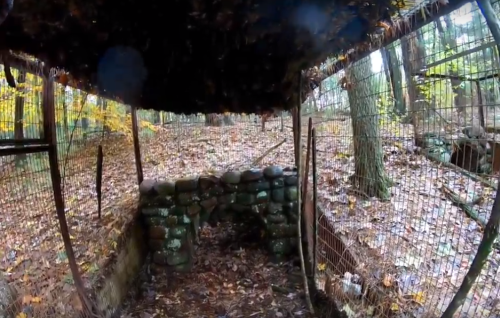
[120, 221, 310, 318]
[1, 117, 499, 317]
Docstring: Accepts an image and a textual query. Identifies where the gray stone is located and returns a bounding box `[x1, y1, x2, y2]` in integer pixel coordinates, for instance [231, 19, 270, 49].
[139, 179, 157, 195]
[285, 186, 298, 201]
[264, 165, 284, 178]
[221, 171, 241, 184]
[218, 193, 236, 205]
[237, 193, 256, 205]
[176, 177, 199, 192]
[241, 169, 264, 182]
[246, 181, 270, 192]
[272, 188, 285, 202]
[154, 180, 176, 196]
[270, 178, 285, 188]
[284, 175, 298, 186]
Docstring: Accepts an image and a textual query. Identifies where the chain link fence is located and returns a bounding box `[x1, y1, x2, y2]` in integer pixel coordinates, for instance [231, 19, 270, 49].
[308, 2, 500, 318]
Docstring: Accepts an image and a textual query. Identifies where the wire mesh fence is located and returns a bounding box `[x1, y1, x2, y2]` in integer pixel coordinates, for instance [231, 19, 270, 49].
[307, 2, 500, 318]
[138, 111, 296, 180]
[0, 69, 142, 317]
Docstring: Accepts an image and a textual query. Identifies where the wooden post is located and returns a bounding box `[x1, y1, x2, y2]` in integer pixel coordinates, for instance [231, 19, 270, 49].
[312, 128, 318, 281]
[131, 105, 143, 185]
[42, 73, 95, 315]
[475, 80, 486, 128]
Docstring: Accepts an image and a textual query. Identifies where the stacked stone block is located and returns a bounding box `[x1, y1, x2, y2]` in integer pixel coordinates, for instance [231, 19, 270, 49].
[139, 165, 299, 272]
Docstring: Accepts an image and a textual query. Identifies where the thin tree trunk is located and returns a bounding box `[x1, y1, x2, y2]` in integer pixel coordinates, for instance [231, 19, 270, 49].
[14, 71, 26, 165]
[347, 60, 390, 200]
[436, 18, 467, 118]
[60, 86, 69, 141]
[385, 42, 405, 115]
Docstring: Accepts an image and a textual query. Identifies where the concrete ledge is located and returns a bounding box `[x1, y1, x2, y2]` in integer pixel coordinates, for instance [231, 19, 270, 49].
[92, 215, 147, 318]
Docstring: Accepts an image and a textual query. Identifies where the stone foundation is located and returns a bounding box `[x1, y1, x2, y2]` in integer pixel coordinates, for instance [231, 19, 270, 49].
[138, 166, 299, 272]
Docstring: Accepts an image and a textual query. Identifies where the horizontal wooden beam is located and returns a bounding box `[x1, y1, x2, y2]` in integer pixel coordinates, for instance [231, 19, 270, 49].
[0, 144, 50, 156]
[0, 139, 47, 146]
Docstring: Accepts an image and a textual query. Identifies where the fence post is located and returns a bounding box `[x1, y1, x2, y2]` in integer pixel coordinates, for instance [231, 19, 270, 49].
[42, 72, 95, 315]
[131, 105, 143, 185]
[312, 128, 318, 280]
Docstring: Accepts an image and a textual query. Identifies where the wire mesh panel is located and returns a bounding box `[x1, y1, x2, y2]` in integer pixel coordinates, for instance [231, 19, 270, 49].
[138, 111, 295, 180]
[308, 2, 500, 318]
[0, 71, 82, 317]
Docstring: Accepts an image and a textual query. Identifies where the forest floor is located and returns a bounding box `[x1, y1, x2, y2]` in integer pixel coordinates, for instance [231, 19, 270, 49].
[0, 117, 499, 317]
[119, 221, 310, 318]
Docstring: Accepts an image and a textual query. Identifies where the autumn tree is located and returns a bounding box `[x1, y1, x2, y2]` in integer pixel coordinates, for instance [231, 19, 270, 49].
[380, 42, 405, 115]
[347, 58, 390, 200]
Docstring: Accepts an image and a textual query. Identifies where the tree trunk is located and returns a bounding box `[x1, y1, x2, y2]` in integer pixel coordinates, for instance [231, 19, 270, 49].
[60, 86, 69, 141]
[385, 42, 405, 115]
[34, 75, 44, 139]
[80, 91, 89, 132]
[401, 31, 427, 131]
[100, 98, 111, 135]
[14, 71, 26, 165]
[347, 60, 390, 200]
[436, 18, 467, 118]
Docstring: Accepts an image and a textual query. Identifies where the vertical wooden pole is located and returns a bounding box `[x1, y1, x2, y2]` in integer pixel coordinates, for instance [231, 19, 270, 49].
[43, 73, 94, 315]
[131, 105, 143, 185]
[312, 128, 318, 281]
[295, 71, 314, 313]
[475, 80, 486, 128]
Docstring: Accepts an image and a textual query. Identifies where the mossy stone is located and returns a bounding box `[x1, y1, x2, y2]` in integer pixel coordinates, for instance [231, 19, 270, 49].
[218, 193, 236, 205]
[263, 165, 284, 178]
[256, 191, 270, 204]
[186, 204, 201, 217]
[176, 177, 199, 192]
[270, 178, 285, 189]
[284, 176, 298, 186]
[267, 202, 283, 215]
[144, 217, 167, 227]
[221, 171, 241, 184]
[139, 179, 156, 195]
[285, 186, 298, 201]
[241, 169, 264, 182]
[237, 193, 256, 205]
[177, 192, 200, 206]
[246, 181, 270, 192]
[272, 188, 285, 202]
[154, 180, 176, 196]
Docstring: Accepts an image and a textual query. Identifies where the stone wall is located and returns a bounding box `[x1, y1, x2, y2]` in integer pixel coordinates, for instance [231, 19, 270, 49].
[138, 166, 299, 273]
